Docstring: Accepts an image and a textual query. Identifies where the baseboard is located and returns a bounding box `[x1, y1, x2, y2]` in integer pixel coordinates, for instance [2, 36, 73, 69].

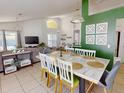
[32, 61, 40, 64]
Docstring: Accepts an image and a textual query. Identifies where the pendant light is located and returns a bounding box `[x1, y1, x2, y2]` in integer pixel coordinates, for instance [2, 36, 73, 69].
[71, 0, 84, 23]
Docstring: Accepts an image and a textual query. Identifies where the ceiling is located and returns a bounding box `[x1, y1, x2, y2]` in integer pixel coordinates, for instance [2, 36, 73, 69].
[0, 0, 81, 22]
[0, 0, 124, 23]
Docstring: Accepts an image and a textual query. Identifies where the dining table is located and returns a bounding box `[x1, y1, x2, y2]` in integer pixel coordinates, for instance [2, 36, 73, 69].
[36, 51, 110, 93]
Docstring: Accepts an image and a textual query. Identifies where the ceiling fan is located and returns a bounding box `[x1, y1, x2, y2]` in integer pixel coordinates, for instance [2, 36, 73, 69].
[96, 0, 105, 3]
[70, 0, 84, 24]
[71, 9, 84, 23]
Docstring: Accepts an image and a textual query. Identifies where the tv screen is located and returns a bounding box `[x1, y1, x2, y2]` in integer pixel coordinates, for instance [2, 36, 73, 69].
[25, 36, 39, 44]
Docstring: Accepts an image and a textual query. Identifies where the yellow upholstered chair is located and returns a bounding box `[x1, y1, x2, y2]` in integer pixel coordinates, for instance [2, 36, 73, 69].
[46, 55, 59, 93]
[57, 58, 79, 93]
[39, 53, 48, 82]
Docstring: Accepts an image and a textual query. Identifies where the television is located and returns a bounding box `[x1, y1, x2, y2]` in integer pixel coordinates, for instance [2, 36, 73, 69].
[25, 36, 39, 44]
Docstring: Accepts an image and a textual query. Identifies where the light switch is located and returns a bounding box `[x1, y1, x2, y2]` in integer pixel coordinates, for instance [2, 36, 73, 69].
[108, 44, 110, 48]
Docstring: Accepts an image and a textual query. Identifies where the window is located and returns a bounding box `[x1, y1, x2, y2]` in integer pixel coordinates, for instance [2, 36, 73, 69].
[5, 31, 17, 50]
[48, 34, 57, 47]
[0, 30, 17, 51]
[0, 31, 3, 51]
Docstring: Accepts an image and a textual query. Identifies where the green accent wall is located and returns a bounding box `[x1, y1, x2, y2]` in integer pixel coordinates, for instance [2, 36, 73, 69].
[81, 0, 124, 70]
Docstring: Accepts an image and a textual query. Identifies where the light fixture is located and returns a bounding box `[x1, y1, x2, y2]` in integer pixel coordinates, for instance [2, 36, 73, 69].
[15, 13, 23, 30]
[71, 0, 84, 23]
[71, 9, 84, 23]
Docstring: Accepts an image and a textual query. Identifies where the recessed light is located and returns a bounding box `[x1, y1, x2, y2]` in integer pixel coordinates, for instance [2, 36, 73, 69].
[18, 13, 22, 16]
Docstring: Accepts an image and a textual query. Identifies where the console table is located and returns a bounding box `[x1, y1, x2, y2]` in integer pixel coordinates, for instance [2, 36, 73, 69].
[2, 51, 33, 75]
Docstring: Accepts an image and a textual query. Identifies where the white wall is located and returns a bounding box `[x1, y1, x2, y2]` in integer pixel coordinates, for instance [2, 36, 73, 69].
[0, 22, 22, 31]
[116, 19, 124, 31]
[0, 15, 77, 47]
[60, 12, 82, 46]
[60, 15, 74, 44]
[21, 18, 62, 47]
[21, 19, 47, 47]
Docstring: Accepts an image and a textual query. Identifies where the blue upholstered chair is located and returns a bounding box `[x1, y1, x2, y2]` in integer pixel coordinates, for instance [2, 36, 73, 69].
[86, 60, 121, 93]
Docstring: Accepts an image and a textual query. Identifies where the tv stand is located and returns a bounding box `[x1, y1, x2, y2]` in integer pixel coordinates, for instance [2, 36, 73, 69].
[28, 46, 37, 48]
[25, 44, 38, 48]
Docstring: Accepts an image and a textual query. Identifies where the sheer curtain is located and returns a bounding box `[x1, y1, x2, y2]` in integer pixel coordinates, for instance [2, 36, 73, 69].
[0, 30, 22, 51]
[3, 30, 7, 51]
[0, 31, 4, 51]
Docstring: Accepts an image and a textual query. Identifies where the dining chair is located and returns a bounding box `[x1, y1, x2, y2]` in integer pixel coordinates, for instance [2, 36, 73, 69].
[113, 57, 121, 67]
[65, 47, 74, 53]
[57, 58, 79, 93]
[105, 57, 121, 73]
[74, 48, 96, 58]
[45, 55, 59, 93]
[39, 52, 48, 81]
[86, 60, 121, 93]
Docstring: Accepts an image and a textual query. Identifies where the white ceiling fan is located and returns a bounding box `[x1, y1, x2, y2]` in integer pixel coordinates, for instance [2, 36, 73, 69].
[96, 0, 105, 3]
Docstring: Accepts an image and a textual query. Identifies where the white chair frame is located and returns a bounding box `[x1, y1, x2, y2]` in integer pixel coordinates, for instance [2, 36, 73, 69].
[75, 48, 96, 57]
[45, 55, 58, 78]
[39, 52, 48, 70]
[39, 52, 49, 84]
[57, 58, 74, 87]
[65, 47, 74, 53]
[45, 55, 58, 93]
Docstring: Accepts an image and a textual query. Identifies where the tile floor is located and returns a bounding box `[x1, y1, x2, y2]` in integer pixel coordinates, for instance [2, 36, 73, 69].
[0, 63, 124, 93]
[0, 63, 75, 93]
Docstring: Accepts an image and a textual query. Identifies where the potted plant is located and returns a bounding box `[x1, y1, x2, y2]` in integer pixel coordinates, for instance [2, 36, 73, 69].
[37, 42, 46, 48]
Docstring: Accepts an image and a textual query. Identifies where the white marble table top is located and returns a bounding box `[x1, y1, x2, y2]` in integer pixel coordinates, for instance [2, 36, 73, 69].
[37, 51, 110, 84]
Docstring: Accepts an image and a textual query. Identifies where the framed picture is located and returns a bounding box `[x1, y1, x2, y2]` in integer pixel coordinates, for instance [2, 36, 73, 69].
[86, 35, 95, 44]
[96, 22, 108, 34]
[86, 24, 95, 34]
[96, 35, 107, 45]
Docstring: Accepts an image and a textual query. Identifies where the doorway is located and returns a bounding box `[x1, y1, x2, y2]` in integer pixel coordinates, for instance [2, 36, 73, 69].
[116, 18, 124, 63]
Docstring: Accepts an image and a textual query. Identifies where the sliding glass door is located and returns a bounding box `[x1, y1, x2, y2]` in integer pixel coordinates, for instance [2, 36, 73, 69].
[0, 30, 17, 51]
[5, 31, 17, 50]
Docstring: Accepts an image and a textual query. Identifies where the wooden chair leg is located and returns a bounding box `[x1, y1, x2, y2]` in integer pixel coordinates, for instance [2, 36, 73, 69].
[54, 78, 58, 93]
[110, 81, 114, 93]
[71, 87, 74, 93]
[104, 88, 107, 93]
[41, 69, 44, 80]
[86, 82, 94, 93]
[47, 73, 51, 87]
[59, 80, 62, 93]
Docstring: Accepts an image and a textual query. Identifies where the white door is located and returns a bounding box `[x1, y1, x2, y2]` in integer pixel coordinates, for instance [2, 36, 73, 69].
[118, 31, 124, 63]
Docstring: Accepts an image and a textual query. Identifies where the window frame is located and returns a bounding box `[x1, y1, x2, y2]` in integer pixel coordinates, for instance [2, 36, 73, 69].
[0, 30, 17, 51]
[47, 34, 57, 47]
[5, 31, 17, 50]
